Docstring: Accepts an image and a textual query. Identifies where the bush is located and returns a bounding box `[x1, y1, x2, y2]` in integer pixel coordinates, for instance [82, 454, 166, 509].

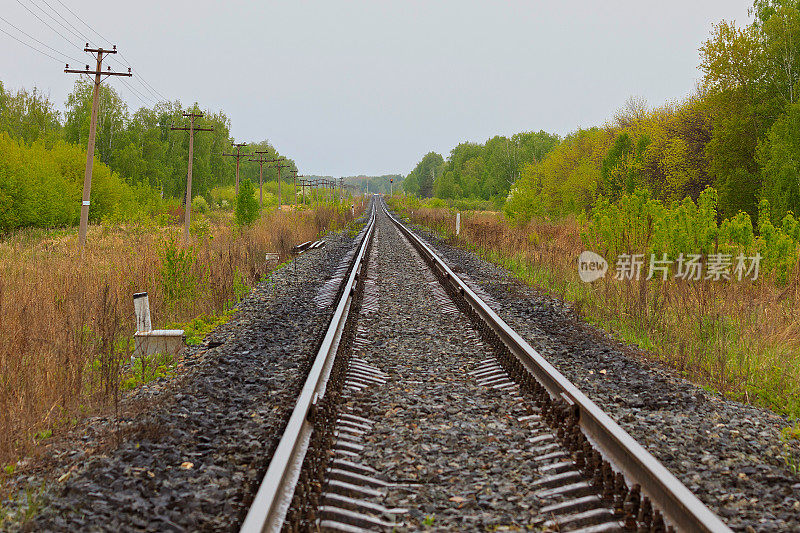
[159, 237, 198, 309]
[210, 186, 236, 209]
[0, 133, 140, 231]
[580, 187, 800, 283]
[235, 179, 260, 227]
[192, 195, 209, 214]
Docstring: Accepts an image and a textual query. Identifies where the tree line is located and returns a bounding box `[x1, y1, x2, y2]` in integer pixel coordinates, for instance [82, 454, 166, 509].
[343, 175, 404, 194]
[407, 0, 800, 228]
[402, 131, 559, 205]
[0, 78, 296, 231]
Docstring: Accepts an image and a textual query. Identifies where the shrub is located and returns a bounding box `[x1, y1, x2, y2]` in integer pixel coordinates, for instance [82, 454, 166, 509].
[192, 195, 209, 214]
[159, 237, 198, 309]
[581, 187, 800, 283]
[235, 179, 259, 227]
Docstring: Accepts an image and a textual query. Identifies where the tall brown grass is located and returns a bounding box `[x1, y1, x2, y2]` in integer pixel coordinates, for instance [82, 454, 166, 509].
[0, 201, 363, 467]
[402, 204, 800, 418]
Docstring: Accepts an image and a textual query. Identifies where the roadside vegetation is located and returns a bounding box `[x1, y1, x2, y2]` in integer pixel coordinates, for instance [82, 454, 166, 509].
[0, 197, 363, 469]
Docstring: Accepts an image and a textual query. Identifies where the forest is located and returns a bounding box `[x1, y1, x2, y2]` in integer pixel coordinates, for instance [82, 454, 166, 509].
[407, 0, 800, 230]
[343, 174, 404, 195]
[0, 78, 296, 231]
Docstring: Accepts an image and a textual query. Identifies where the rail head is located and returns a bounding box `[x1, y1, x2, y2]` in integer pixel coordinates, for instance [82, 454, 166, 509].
[240, 203, 377, 533]
[382, 200, 732, 533]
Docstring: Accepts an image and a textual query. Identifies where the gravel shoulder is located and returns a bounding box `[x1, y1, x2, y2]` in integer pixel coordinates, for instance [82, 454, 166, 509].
[397, 213, 800, 533]
[0, 217, 367, 532]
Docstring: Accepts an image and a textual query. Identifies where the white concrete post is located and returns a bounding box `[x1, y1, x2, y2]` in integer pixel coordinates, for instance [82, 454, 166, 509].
[133, 292, 152, 333]
[456, 212, 461, 236]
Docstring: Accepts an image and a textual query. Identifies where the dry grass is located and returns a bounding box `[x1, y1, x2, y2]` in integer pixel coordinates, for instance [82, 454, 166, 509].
[0, 201, 364, 467]
[401, 204, 800, 418]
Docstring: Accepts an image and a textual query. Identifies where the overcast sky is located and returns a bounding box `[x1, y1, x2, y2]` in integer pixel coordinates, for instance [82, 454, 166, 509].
[1, 0, 752, 176]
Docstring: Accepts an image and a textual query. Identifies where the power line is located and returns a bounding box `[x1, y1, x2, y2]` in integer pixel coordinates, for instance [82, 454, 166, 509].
[25, 0, 85, 44]
[120, 77, 156, 107]
[14, 0, 82, 53]
[0, 24, 61, 62]
[52, 0, 112, 46]
[131, 66, 169, 102]
[42, 0, 171, 104]
[64, 45, 132, 248]
[12, 0, 171, 110]
[0, 14, 81, 63]
[113, 49, 169, 102]
[35, 0, 90, 44]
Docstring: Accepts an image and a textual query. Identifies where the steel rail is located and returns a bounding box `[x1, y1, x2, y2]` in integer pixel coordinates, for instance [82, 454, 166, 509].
[381, 199, 732, 533]
[240, 202, 377, 533]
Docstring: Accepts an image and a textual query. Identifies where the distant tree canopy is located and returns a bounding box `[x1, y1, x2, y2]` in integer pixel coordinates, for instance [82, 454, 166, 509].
[0, 78, 296, 231]
[404, 131, 559, 202]
[343, 175, 404, 194]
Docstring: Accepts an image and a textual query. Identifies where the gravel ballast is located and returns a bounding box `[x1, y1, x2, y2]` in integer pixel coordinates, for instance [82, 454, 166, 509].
[338, 213, 553, 531]
[396, 210, 800, 532]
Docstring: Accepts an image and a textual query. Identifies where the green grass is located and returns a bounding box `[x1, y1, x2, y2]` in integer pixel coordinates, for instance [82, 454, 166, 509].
[121, 351, 178, 391]
[33, 430, 51, 443]
[166, 309, 235, 346]
[781, 423, 800, 474]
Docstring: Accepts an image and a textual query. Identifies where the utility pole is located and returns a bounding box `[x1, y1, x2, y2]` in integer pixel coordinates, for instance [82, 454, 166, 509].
[297, 175, 307, 205]
[266, 157, 289, 210]
[171, 112, 214, 242]
[222, 142, 247, 195]
[290, 169, 298, 207]
[249, 152, 270, 207]
[65, 45, 131, 248]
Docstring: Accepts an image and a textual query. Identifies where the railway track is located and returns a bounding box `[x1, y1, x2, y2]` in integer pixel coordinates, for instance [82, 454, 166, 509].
[241, 197, 733, 532]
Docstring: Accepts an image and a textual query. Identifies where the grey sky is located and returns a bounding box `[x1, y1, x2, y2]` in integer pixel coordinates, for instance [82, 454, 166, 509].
[1, 0, 752, 176]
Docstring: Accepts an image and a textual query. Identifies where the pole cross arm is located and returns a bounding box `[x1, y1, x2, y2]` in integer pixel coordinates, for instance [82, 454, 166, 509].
[84, 46, 117, 54]
[171, 126, 214, 131]
[64, 68, 132, 76]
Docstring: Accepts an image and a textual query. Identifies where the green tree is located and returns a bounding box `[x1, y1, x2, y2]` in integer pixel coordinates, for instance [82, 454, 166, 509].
[64, 79, 127, 166]
[235, 178, 259, 226]
[0, 83, 61, 144]
[600, 133, 651, 201]
[407, 152, 444, 198]
[758, 102, 800, 221]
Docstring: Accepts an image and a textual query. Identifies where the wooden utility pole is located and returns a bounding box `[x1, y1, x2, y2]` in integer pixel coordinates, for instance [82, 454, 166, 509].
[297, 175, 307, 205]
[171, 112, 214, 242]
[266, 157, 289, 210]
[300, 178, 313, 205]
[289, 169, 299, 207]
[249, 152, 270, 207]
[65, 45, 132, 247]
[222, 142, 247, 195]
